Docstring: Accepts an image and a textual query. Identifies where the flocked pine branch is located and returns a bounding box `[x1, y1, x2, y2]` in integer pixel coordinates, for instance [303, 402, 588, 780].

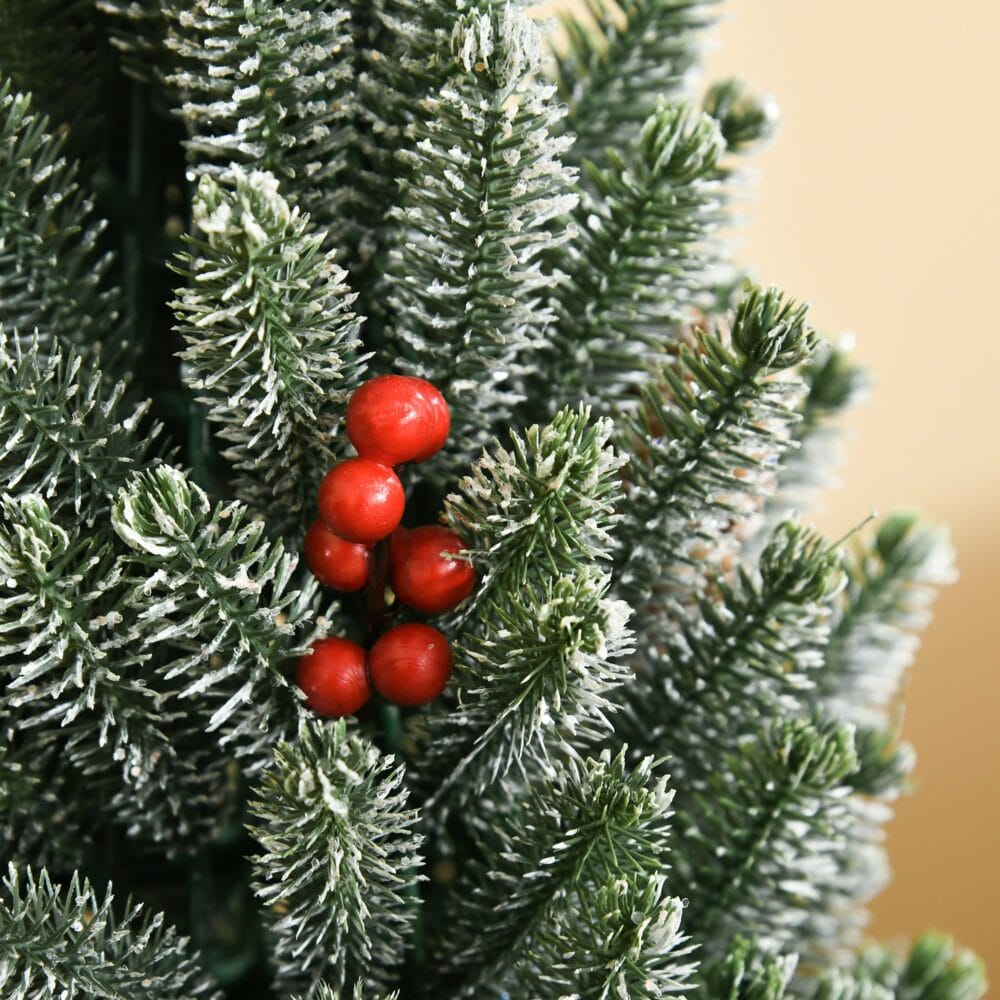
[172, 167, 368, 536]
[521, 873, 698, 1000]
[294, 984, 400, 1000]
[94, 0, 167, 85]
[440, 750, 675, 997]
[162, 0, 355, 231]
[419, 408, 631, 805]
[815, 512, 955, 726]
[698, 937, 798, 1000]
[0, 333, 161, 528]
[0, 493, 162, 776]
[0, 83, 121, 359]
[421, 568, 633, 810]
[552, 0, 719, 168]
[812, 934, 987, 1000]
[0, 864, 218, 999]
[616, 284, 814, 611]
[761, 337, 869, 530]
[703, 78, 780, 157]
[112, 465, 326, 772]
[0, 733, 92, 870]
[387, 7, 577, 463]
[249, 719, 422, 996]
[538, 101, 723, 416]
[616, 521, 842, 786]
[444, 405, 625, 594]
[672, 715, 860, 963]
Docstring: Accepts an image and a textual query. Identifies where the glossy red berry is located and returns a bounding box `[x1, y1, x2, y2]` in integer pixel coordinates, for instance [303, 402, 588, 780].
[318, 458, 405, 543]
[295, 637, 371, 717]
[304, 518, 372, 592]
[369, 623, 452, 707]
[347, 375, 450, 466]
[390, 525, 475, 614]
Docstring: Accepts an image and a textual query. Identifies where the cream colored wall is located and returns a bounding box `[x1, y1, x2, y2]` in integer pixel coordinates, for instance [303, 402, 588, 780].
[541, 0, 1000, 976]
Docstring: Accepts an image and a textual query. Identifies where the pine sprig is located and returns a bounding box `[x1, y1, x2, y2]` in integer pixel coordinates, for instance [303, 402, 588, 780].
[540, 102, 723, 417]
[0, 83, 121, 359]
[523, 874, 698, 1000]
[444, 406, 626, 596]
[704, 78, 780, 155]
[0, 737, 92, 870]
[420, 569, 633, 808]
[172, 168, 368, 536]
[833, 934, 988, 1000]
[0, 333, 160, 528]
[0, 864, 218, 999]
[763, 338, 869, 527]
[294, 983, 400, 1000]
[0, 494, 159, 761]
[816, 512, 955, 725]
[163, 0, 355, 230]
[249, 719, 423, 996]
[112, 465, 324, 767]
[617, 284, 814, 607]
[441, 750, 675, 996]
[387, 7, 578, 461]
[552, 0, 719, 168]
[673, 715, 860, 961]
[698, 937, 797, 1000]
[618, 522, 841, 784]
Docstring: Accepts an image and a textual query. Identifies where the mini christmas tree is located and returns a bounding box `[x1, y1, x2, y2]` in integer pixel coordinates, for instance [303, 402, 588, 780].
[0, 1, 986, 998]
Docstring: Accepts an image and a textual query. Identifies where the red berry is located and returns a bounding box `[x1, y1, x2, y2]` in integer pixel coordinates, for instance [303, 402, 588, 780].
[304, 518, 372, 592]
[390, 525, 476, 614]
[318, 458, 405, 543]
[295, 637, 371, 717]
[347, 375, 449, 466]
[369, 623, 452, 707]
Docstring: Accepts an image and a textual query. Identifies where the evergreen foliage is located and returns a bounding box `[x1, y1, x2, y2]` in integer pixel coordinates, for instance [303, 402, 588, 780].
[95, 0, 167, 86]
[540, 101, 724, 415]
[0, 84, 121, 359]
[440, 750, 676, 996]
[522, 873, 697, 999]
[387, 7, 577, 461]
[172, 167, 368, 536]
[249, 719, 422, 996]
[672, 716, 860, 961]
[764, 338, 869, 527]
[0, 864, 218, 999]
[703, 78, 780, 155]
[552, 0, 719, 168]
[817, 512, 955, 725]
[700, 937, 797, 1000]
[616, 284, 814, 610]
[0, 333, 159, 527]
[111, 464, 323, 769]
[0, 2, 982, 998]
[618, 522, 842, 786]
[162, 0, 355, 230]
[813, 935, 987, 1000]
[419, 407, 631, 807]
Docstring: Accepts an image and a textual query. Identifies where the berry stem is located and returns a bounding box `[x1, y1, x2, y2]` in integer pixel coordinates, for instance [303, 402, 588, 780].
[364, 535, 392, 646]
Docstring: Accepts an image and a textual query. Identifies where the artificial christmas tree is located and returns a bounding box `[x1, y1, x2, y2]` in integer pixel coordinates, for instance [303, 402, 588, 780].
[0, 0, 987, 997]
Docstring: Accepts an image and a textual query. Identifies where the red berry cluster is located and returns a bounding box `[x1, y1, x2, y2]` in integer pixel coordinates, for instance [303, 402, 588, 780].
[296, 375, 476, 719]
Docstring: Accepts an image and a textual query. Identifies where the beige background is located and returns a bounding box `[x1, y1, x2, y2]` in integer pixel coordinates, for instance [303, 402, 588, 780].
[542, 0, 999, 976]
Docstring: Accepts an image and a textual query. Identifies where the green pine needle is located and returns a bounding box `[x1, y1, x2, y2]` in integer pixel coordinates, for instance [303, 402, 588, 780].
[249, 719, 423, 996]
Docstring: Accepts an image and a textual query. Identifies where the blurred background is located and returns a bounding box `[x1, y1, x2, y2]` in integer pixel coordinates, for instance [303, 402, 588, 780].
[542, 0, 999, 975]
